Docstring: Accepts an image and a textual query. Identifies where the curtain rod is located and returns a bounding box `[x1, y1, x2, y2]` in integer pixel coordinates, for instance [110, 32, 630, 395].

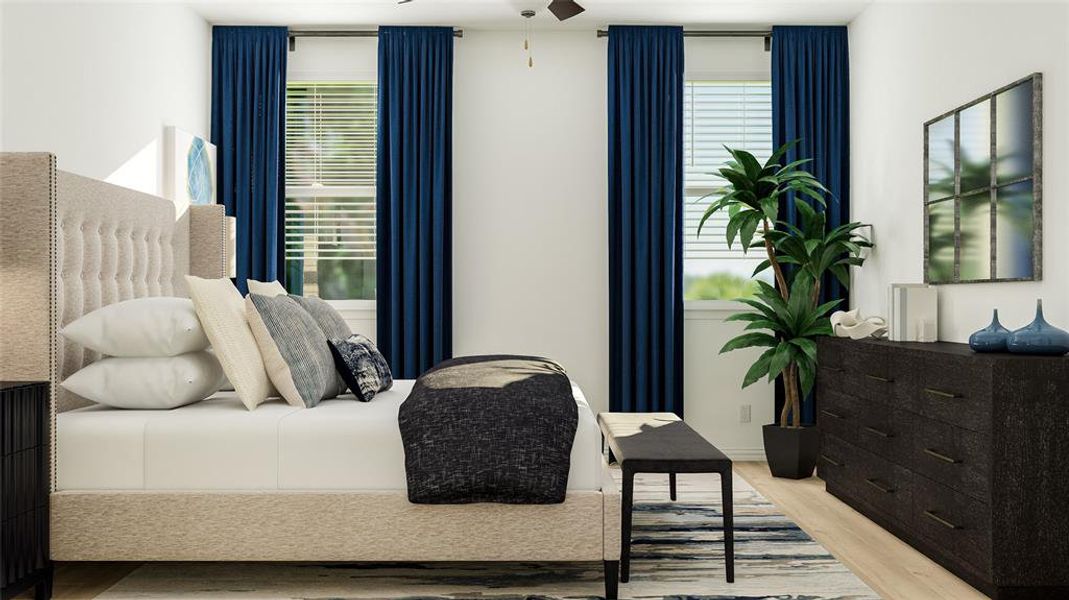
[288, 29, 463, 50]
[596, 29, 769, 38]
[289, 29, 463, 38]
[596, 29, 771, 50]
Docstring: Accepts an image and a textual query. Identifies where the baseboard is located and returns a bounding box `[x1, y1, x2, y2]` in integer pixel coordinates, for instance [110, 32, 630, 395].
[720, 448, 766, 462]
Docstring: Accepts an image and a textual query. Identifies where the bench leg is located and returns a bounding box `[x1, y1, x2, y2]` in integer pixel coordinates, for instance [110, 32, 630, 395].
[620, 467, 634, 583]
[721, 468, 734, 583]
[603, 560, 619, 599]
[669, 472, 677, 501]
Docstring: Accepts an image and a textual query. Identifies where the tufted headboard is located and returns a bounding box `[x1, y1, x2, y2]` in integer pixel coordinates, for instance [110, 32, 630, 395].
[0, 153, 234, 417]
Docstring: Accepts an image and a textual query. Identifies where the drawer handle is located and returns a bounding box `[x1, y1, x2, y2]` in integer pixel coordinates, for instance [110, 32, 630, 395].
[865, 373, 893, 383]
[820, 455, 843, 467]
[863, 425, 894, 439]
[924, 510, 962, 530]
[924, 448, 961, 464]
[821, 409, 844, 420]
[865, 478, 895, 494]
[924, 387, 961, 399]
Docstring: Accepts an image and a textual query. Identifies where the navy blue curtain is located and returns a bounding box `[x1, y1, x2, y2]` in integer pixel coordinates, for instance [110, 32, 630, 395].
[376, 26, 453, 378]
[607, 26, 685, 417]
[211, 26, 288, 294]
[771, 25, 850, 425]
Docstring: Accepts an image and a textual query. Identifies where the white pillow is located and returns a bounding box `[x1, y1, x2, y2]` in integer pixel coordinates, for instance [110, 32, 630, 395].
[60, 352, 225, 409]
[186, 276, 278, 410]
[246, 279, 287, 297]
[60, 297, 209, 357]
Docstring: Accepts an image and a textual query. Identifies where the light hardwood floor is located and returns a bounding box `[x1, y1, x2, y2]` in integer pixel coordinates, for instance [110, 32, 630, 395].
[27, 463, 986, 599]
[735, 461, 986, 600]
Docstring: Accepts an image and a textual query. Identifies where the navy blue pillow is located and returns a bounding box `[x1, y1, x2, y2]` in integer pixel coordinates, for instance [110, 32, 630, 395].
[328, 334, 393, 401]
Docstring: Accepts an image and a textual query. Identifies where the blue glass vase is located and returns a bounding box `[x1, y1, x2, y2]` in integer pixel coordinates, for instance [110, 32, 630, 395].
[969, 309, 1011, 353]
[1007, 299, 1069, 356]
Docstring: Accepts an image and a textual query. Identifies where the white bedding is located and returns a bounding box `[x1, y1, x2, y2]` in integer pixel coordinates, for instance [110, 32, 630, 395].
[56, 379, 604, 492]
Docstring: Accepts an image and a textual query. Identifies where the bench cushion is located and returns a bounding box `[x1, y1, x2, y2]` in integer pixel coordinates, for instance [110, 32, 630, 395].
[598, 412, 729, 469]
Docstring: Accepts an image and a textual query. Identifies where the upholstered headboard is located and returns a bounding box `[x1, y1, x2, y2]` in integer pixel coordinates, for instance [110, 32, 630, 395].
[0, 153, 234, 417]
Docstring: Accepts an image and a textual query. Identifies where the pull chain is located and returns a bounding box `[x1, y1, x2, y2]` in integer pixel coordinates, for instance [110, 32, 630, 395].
[521, 10, 535, 68]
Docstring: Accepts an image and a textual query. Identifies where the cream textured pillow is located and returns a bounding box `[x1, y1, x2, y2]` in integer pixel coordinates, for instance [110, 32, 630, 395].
[185, 276, 277, 410]
[247, 279, 287, 297]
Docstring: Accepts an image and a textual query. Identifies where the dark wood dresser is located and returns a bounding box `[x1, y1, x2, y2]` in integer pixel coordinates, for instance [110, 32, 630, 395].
[816, 337, 1069, 599]
[0, 382, 51, 600]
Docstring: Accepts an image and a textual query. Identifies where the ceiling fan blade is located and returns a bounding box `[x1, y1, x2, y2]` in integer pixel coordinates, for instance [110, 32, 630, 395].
[548, 0, 585, 21]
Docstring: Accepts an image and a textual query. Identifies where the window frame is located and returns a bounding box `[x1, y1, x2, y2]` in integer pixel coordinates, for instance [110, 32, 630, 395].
[285, 67, 378, 307]
[681, 73, 772, 310]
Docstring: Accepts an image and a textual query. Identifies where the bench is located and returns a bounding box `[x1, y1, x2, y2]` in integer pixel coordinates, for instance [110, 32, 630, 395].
[597, 412, 734, 584]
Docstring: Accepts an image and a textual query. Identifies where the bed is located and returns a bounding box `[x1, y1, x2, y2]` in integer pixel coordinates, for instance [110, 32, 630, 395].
[56, 380, 604, 492]
[0, 153, 621, 596]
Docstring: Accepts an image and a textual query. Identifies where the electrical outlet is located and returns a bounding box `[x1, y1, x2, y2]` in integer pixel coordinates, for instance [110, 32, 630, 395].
[739, 404, 752, 423]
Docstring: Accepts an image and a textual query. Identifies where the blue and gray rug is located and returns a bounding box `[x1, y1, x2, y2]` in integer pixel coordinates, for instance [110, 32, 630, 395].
[99, 471, 878, 599]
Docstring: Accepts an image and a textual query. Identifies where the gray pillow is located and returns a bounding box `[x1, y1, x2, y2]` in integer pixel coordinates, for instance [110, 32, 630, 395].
[328, 334, 393, 402]
[245, 294, 339, 408]
[289, 295, 351, 339]
[289, 295, 351, 397]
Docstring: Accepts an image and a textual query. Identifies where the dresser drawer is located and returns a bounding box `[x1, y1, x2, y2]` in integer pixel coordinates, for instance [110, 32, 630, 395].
[842, 443, 913, 525]
[818, 389, 859, 445]
[909, 354, 993, 433]
[843, 346, 897, 404]
[911, 417, 991, 502]
[855, 402, 913, 465]
[819, 434, 852, 486]
[912, 473, 992, 574]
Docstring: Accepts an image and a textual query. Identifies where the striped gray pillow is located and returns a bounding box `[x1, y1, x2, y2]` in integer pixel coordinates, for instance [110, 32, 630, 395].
[245, 294, 339, 408]
[289, 295, 351, 397]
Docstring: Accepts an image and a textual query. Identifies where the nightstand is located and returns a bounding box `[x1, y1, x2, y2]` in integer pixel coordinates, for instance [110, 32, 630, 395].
[1, 382, 52, 600]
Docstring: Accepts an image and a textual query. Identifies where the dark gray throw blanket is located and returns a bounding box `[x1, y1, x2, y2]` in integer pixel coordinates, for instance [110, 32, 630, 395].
[398, 355, 579, 504]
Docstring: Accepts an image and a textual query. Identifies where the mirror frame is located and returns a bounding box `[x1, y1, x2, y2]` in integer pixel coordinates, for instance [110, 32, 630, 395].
[922, 73, 1043, 284]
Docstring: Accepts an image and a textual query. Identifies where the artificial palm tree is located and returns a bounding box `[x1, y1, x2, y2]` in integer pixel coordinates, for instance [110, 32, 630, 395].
[698, 141, 872, 429]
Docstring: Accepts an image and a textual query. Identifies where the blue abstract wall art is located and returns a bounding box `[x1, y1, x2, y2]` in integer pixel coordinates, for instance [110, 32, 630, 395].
[187, 136, 214, 205]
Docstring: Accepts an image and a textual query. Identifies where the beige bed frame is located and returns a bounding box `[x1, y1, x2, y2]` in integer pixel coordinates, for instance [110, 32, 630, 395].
[0, 153, 621, 595]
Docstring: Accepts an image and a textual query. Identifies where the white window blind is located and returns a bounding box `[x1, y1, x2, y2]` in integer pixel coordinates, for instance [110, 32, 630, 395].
[286, 81, 377, 187]
[284, 81, 378, 300]
[683, 81, 773, 262]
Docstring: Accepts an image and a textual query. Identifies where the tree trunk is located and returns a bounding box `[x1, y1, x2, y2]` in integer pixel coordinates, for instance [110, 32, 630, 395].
[778, 363, 802, 428]
[761, 219, 789, 301]
[790, 363, 802, 427]
[763, 218, 800, 428]
[779, 379, 792, 428]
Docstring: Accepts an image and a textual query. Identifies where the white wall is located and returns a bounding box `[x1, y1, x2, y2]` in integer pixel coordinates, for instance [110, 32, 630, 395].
[0, 2, 211, 196]
[452, 30, 611, 417]
[453, 32, 772, 458]
[850, 1, 1069, 342]
[288, 36, 377, 80]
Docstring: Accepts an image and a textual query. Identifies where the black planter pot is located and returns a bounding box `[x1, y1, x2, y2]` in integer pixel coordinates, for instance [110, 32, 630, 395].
[762, 423, 820, 479]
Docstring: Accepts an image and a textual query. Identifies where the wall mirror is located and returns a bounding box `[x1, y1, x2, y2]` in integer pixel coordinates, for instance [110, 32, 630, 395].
[923, 73, 1042, 284]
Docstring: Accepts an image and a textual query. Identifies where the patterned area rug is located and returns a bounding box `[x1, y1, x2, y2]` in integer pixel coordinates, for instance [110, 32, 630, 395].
[99, 471, 877, 599]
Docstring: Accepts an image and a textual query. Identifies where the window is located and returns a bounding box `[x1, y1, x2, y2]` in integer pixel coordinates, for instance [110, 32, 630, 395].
[285, 81, 377, 300]
[683, 81, 773, 301]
